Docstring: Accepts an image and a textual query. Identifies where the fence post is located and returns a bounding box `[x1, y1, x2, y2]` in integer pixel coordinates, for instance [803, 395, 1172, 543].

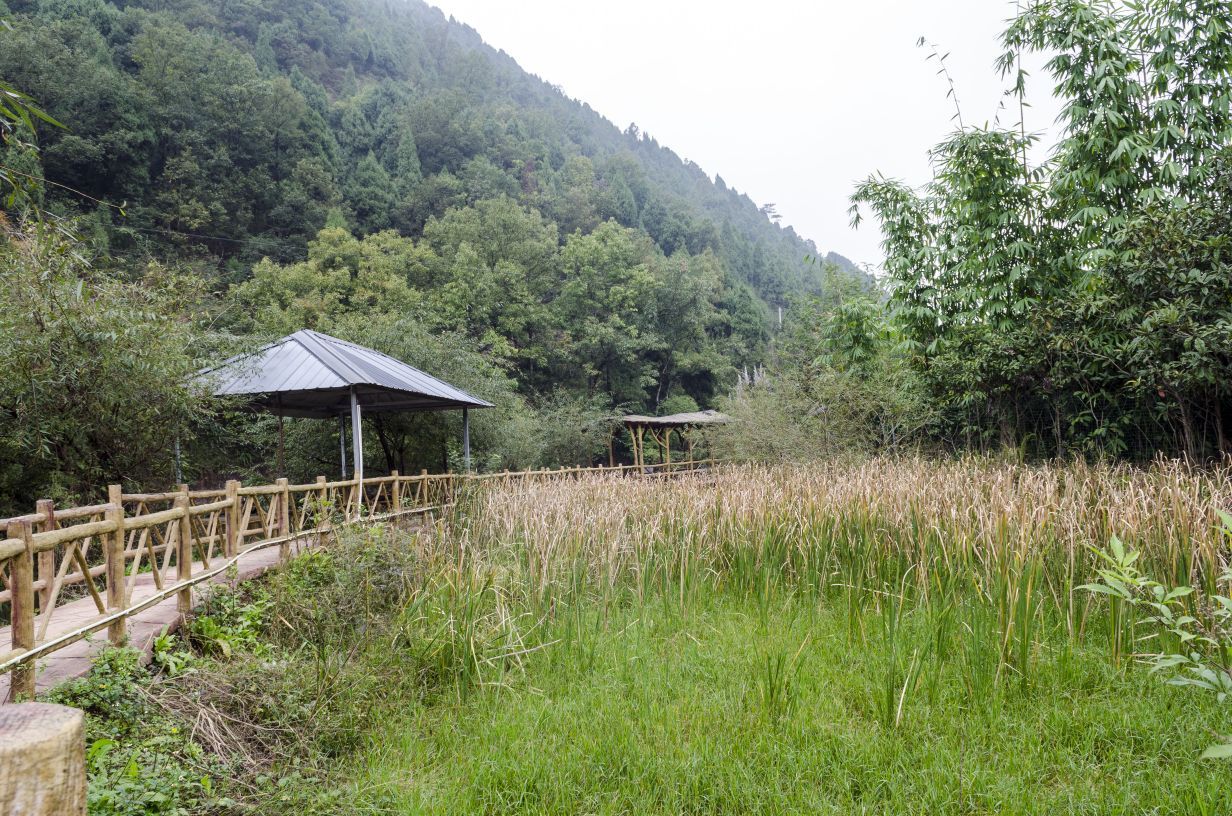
[105, 485, 127, 646]
[224, 480, 239, 558]
[0, 703, 87, 814]
[312, 474, 326, 524]
[6, 520, 35, 701]
[34, 499, 56, 613]
[277, 478, 290, 562]
[174, 493, 192, 616]
[391, 470, 401, 514]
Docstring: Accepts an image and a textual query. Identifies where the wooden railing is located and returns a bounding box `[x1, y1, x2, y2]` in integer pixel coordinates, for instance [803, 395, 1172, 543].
[0, 459, 714, 699]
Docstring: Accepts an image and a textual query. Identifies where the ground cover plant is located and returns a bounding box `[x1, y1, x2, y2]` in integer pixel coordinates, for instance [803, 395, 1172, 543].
[332, 459, 1232, 814]
[59, 459, 1232, 814]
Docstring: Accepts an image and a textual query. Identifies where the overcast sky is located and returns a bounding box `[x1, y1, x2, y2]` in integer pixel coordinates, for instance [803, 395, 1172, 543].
[427, 0, 1063, 270]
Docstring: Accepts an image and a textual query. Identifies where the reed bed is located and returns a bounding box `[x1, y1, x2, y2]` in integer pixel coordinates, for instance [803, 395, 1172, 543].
[453, 458, 1231, 618]
[344, 458, 1232, 814]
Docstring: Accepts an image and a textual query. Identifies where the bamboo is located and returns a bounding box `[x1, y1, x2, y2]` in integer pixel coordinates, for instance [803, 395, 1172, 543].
[6, 520, 35, 701]
[105, 486, 126, 645]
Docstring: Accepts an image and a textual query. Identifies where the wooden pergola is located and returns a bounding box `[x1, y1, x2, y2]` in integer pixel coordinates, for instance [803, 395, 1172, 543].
[622, 410, 730, 469]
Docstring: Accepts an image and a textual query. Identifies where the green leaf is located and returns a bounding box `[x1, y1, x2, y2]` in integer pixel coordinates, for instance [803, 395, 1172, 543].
[1200, 742, 1232, 760]
[1077, 582, 1127, 598]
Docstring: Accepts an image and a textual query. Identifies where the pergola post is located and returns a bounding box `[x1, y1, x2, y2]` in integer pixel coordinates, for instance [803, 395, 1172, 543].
[350, 386, 363, 509]
[462, 407, 471, 472]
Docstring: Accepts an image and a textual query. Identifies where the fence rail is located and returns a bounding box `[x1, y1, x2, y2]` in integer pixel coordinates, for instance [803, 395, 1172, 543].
[0, 459, 713, 700]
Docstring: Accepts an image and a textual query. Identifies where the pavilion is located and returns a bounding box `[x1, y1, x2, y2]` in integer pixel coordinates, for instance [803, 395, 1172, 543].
[198, 329, 492, 482]
[622, 409, 730, 469]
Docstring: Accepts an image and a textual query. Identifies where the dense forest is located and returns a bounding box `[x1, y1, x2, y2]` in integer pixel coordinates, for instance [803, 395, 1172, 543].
[0, 0, 861, 508]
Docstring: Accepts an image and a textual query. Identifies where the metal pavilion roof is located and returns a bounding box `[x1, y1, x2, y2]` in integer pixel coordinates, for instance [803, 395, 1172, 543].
[200, 329, 493, 418]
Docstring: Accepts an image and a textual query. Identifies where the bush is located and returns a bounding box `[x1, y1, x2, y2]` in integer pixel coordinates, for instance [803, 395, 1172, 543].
[46, 647, 229, 815]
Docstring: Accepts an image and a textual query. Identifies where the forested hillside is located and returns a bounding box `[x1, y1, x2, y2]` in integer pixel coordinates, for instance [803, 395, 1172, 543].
[0, 0, 863, 504]
[0, 0, 856, 303]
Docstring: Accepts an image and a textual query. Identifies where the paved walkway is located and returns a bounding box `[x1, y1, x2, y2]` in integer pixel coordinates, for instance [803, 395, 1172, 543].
[0, 538, 314, 697]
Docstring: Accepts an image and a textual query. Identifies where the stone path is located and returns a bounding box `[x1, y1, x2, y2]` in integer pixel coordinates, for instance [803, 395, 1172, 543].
[0, 538, 314, 697]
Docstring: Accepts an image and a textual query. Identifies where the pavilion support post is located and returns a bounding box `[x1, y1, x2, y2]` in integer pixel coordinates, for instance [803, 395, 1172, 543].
[277, 412, 286, 476]
[339, 415, 347, 479]
[350, 387, 364, 512]
[647, 428, 665, 470]
[462, 408, 471, 472]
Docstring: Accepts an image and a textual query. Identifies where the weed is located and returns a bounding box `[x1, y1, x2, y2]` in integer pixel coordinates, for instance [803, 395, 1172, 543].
[47, 647, 229, 815]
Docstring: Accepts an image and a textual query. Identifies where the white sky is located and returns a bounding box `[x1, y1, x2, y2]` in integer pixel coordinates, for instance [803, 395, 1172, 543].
[427, 0, 1063, 269]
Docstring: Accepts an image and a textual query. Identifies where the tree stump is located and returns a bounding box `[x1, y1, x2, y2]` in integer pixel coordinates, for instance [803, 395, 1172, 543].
[0, 703, 87, 815]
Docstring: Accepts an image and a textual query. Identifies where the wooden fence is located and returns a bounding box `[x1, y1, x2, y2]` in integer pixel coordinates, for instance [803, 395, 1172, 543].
[0, 460, 713, 700]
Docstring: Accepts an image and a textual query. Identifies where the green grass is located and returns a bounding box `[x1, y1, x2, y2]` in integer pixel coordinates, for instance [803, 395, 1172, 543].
[342, 588, 1231, 816]
[64, 463, 1232, 814]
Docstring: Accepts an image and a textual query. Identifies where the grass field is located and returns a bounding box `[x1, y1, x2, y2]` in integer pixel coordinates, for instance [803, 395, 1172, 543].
[352, 595, 1228, 815]
[315, 459, 1232, 815]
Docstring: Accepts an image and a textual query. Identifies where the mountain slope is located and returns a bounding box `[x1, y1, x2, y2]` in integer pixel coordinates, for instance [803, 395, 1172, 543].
[2, 0, 854, 300]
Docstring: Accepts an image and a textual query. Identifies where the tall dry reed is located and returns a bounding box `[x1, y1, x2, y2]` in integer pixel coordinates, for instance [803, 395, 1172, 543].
[441, 457, 1231, 642]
